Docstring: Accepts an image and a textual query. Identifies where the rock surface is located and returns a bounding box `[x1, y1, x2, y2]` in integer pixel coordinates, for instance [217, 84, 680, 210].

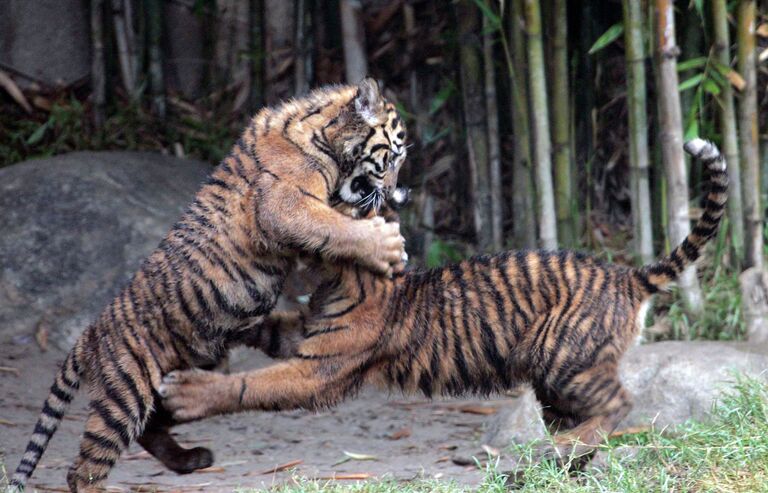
[0, 151, 210, 349]
[0, 0, 90, 87]
[481, 389, 547, 450]
[620, 340, 768, 428]
[483, 341, 768, 449]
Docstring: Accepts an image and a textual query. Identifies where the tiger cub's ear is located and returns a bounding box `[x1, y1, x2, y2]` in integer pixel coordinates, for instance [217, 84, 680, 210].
[354, 78, 386, 126]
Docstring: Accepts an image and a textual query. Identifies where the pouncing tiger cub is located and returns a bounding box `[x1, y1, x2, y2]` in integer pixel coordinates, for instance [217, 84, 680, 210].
[9, 78, 408, 493]
[159, 139, 727, 465]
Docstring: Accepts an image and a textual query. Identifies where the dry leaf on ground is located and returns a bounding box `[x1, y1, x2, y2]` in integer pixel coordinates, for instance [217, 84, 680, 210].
[255, 459, 303, 475]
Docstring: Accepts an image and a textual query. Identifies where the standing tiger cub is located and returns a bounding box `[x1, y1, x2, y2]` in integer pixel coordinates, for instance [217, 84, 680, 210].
[9, 79, 408, 493]
[160, 139, 727, 465]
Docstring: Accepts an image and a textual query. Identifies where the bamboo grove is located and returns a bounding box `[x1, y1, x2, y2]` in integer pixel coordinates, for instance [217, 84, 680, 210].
[1, 1, 767, 329]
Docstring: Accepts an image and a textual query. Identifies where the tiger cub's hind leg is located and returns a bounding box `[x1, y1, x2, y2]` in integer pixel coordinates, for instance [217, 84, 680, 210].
[540, 363, 632, 463]
[66, 386, 154, 492]
[136, 402, 214, 474]
[66, 404, 133, 492]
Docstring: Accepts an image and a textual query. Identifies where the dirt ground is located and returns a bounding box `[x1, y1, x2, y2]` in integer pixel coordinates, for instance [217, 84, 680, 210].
[0, 338, 510, 492]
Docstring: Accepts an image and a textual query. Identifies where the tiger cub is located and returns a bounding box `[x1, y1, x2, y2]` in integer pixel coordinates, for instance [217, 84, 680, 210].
[159, 139, 727, 464]
[9, 78, 408, 493]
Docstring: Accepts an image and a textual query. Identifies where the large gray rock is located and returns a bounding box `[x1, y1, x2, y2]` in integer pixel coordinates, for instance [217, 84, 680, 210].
[0, 152, 210, 349]
[483, 341, 768, 449]
[482, 389, 547, 450]
[620, 341, 768, 428]
[0, 1, 90, 87]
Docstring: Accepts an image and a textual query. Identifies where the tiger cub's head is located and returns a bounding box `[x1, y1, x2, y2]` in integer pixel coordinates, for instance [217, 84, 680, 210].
[330, 78, 407, 214]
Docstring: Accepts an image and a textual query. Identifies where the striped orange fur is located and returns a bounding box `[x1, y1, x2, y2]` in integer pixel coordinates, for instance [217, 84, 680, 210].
[160, 139, 727, 465]
[9, 79, 407, 493]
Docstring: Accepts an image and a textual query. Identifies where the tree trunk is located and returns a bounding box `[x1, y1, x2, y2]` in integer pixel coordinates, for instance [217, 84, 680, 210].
[483, 6, 503, 251]
[524, 0, 557, 249]
[737, 0, 762, 270]
[623, 0, 654, 264]
[712, 0, 745, 268]
[339, 0, 367, 83]
[90, 0, 106, 127]
[551, 0, 574, 247]
[655, 0, 703, 313]
[146, 0, 165, 118]
[457, 0, 493, 251]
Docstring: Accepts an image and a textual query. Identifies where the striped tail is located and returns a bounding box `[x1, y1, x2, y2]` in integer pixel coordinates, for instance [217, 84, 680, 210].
[636, 138, 728, 294]
[8, 348, 82, 491]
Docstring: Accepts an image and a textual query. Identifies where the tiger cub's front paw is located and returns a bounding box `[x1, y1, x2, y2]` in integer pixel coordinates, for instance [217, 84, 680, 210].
[358, 216, 406, 277]
[159, 369, 231, 423]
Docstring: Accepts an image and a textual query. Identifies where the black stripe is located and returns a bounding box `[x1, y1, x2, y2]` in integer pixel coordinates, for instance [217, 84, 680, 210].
[647, 262, 677, 278]
[304, 325, 350, 338]
[80, 447, 117, 466]
[670, 249, 685, 271]
[41, 401, 64, 420]
[682, 239, 699, 261]
[89, 400, 131, 447]
[83, 430, 123, 453]
[238, 379, 247, 405]
[205, 177, 231, 190]
[50, 381, 73, 404]
[296, 352, 342, 360]
[24, 440, 45, 456]
[703, 198, 725, 211]
[693, 223, 717, 238]
[636, 272, 660, 293]
[299, 187, 323, 202]
[514, 252, 537, 316]
[34, 421, 54, 435]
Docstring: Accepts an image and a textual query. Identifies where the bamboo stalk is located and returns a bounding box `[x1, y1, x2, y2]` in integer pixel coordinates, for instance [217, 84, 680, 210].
[712, 0, 745, 268]
[457, 0, 493, 250]
[339, 0, 368, 83]
[249, 0, 264, 111]
[112, 0, 139, 98]
[737, 0, 762, 270]
[90, 0, 106, 127]
[551, 0, 574, 247]
[483, 4, 503, 250]
[623, 0, 654, 264]
[655, 0, 703, 313]
[524, 0, 557, 249]
[294, 0, 311, 95]
[145, 0, 165, 118]
[509, 0, 537, 248]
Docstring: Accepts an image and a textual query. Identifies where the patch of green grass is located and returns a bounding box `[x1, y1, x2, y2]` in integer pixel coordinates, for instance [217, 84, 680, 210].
[244, 376, 768, 493]
[659, 267, 744, 341]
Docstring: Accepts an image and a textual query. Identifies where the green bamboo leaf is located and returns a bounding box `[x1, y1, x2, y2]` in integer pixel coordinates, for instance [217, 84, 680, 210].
[26, 120, 50, 145]
[693, 0, 704, 19]
[429, 83, 454, 115]
[709, 68, 728, 87]
[588, 23, 624, 55]
[677, 57, 708, 72]
[471, 0, 501, 30]
[684, 118, 699, 141]
[679, 73, 704, 92]
[703, 79, 721, 95]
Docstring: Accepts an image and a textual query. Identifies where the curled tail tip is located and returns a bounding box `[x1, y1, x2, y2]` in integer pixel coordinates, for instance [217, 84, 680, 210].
[684, 138, 725, 170]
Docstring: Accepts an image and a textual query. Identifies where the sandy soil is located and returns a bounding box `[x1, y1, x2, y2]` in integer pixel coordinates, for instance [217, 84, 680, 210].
[0, 339, 510, 492]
